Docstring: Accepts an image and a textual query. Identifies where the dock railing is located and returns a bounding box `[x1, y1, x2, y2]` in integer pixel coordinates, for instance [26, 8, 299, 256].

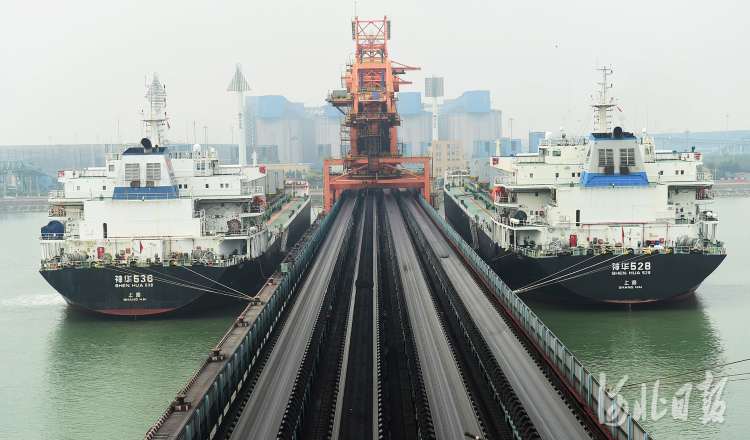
[414, 190, 653, 440]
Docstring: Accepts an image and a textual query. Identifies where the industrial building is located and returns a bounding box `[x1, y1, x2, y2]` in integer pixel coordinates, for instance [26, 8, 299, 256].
[528, 131, 545, 153]
[439, 91, 502, 154]
[396, 90, 503, 160]
[428, 140, 468, 175]
[653, 129, 750, 155]
[238, 88, 504, 167]
[397, 92, 432, 157]
[243, 96, 341, 167]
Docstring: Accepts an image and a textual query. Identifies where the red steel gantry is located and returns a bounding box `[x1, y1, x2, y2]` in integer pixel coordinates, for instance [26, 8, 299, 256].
[323, 16, 430, 212]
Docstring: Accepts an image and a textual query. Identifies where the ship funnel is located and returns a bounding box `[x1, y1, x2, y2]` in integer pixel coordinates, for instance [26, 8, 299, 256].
[141, 138, 153, 151]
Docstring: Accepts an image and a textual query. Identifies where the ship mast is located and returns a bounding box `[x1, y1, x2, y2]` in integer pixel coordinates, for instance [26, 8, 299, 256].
[590, 66, 616, 134]
[143, 73, 168, 147]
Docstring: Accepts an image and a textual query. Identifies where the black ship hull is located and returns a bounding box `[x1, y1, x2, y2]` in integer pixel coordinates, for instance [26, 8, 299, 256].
[40, 200, 311, 316]
[443, 189, 726, 304]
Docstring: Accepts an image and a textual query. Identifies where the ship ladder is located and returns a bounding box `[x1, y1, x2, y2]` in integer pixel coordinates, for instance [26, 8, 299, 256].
[280, 231, 289, 253]
[469, 218, 480, 250]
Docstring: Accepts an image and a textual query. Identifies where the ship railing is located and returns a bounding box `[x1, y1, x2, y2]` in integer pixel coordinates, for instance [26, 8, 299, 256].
[655, 211, 676, 221]
[493, 194, 518, 204]
[106, 153, 121, 161]
[242, 185, 265, 197]
[674, 217, 695, 224]
[213, 167, 243, 175]
[248, 203, 267, 214]
[506, 217, 548, 227]
[510, 243, 726, 258]
[513, 155, 545, 164]
[193, 169, 213, 177]
[478, 218, 492, 235]
[39, 234, 65, 241]
[697, 171, 713, 181]
[48, 190, 65, 199]
[170, 151, 200, 160]
[40, 254, 250, 271]
[494, 176, 511, 186]
[79, 169, 108, 177]
[223, 225, 266, 237]
[655, 152, 681, 161]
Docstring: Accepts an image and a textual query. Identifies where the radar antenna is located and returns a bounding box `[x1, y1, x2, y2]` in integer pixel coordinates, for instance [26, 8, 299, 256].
[142, 73, 168, 148]
[590, 66, 617, 134]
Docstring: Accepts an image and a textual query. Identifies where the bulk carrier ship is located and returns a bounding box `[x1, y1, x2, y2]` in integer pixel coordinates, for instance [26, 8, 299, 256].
[443, 67, 726, 304]
[38, 74, 311, 316]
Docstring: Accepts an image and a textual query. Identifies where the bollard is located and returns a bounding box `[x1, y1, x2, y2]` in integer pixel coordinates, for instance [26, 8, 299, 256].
[172, 393, 190, 411]
[210, 347, 224, 361]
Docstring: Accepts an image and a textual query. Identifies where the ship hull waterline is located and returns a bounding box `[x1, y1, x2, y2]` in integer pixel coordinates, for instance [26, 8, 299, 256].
[40, 199, 311, 316]
[443, 189, 726, 305]
[40, 251, 278, 316]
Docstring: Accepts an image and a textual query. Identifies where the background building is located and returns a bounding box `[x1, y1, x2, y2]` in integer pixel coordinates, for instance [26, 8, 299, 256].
[428, 140, 468, 176]
[439, 91, 502, 160]
[528, 131, 546, 154]
[243, 95, 315, 164]
[397, 92, 432, 157]
[652, 130, 750, 155]
[243, 96, 342, 167]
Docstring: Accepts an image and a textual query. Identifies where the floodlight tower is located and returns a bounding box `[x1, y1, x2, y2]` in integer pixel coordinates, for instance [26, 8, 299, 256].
[227, 64, 251, 166]
[323, 16, 430, 212]
[425, 76, 444, 143]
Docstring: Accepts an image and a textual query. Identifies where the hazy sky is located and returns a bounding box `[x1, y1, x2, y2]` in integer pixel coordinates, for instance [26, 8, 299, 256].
[1, 0, 748, 146]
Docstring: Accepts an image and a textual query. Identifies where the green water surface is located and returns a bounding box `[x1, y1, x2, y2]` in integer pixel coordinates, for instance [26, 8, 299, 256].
[1, 198, 748, 439]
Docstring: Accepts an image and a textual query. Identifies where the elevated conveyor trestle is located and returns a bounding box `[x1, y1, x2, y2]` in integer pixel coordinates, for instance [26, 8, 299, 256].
[145, 188, 655, 440]
[408, 189, 655, 440]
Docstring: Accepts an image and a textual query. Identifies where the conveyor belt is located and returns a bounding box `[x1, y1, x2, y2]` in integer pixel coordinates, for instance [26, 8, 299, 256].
[384, 193, 482, 439]
[228, 197, 356, 440]
[333, 195, 375, 439]
[403, 193, 591, 440]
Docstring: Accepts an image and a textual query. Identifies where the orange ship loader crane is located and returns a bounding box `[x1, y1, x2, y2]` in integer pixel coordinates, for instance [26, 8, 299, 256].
[324, 16, 430, 212]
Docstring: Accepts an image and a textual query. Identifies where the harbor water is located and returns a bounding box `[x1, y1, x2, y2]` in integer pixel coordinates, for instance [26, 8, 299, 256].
[1, 197, 748, 439]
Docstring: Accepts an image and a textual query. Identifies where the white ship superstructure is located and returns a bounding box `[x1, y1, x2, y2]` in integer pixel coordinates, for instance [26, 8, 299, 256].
[43, 145, 282, 265]
[478, 67, 721, 254]
[442, 66, 725, 304]
[39, 73, 311, 316]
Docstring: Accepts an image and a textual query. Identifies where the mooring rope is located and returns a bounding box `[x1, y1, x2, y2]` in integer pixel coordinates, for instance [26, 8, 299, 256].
[110, 265, 249, 300]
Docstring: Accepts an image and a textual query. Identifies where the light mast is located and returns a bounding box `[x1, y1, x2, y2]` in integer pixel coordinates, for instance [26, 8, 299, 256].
[227, 64, 251, 166]
[425, 76, 444, 144]
[591, 66, 616, 133]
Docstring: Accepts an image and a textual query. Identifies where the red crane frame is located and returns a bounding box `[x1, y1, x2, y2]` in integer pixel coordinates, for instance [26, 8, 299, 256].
[323, 16, 430, 212]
